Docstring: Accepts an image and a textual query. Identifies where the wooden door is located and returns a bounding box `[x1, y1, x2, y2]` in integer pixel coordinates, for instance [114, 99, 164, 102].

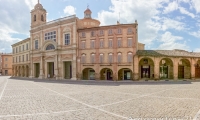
[195, 67, 200, 78]
[178, 66, 184, 79]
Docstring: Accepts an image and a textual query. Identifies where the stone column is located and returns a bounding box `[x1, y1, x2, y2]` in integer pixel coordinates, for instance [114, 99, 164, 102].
[154, 58, 160, 80]
[39, 55, 44, 79]
[173, 58, 178, 80]
[54, 55, 59, 80]
[133, 56, 139, 80]
[71, 54, 77, 80]
[191, 58, 195, 80]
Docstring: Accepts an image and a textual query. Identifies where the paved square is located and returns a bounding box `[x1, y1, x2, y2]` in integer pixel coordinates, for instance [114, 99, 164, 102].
[0, 76, 200, 120]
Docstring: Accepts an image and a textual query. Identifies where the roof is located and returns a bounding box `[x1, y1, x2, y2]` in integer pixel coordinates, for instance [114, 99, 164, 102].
[136, 50, 200, 57]
[84, 8, 92, 13]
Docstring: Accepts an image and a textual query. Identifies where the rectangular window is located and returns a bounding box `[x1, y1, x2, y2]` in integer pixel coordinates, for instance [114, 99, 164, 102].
[128, 53, 133, 62]
[16, 47, 18, 53]
[108, 39, 113, 48]
[118, 54, 122, 63]
[99, 39, 104, 48]
[127, 28, 132, 34]
[19, 46, 21, 52]
[91, 54, 95, 63]
[99, 54, 103, 63]
[13, 48, 15, 54]
[19, 56, 21, 62]
[5, 64, 7, 67]
[23, 45, 24, 51]
[81, 41, 85, 49]
[35, 40, 38, 49]
[99, 30, 104, 35]
[13, 57, 14, 63]
[81, 55, 86, 63]
[65, 34, 70, 45]
[5, 58, 8, 61]
[127, 38, 133, 47]
[117, 38, 122, 47]
[82, 32, 85, 37]
[26, 54, 28, 61]
[22, 55, 24, 62]
[118, 28, 122, 34]
[16, 57, 17, 63]
[108, 54, 113, 63]
[45, 31, 56, 41]
[91, 31, 95, 37]
[108, 29, 112, 35]
[26, 43, 28, 50]
[90, 40, 95, 48]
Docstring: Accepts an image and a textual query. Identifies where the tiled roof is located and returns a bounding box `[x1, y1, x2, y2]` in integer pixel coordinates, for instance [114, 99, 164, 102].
[137, 50, 200, 57]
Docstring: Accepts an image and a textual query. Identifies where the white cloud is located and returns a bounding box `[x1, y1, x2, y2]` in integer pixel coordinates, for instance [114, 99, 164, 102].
[163, 1, 178, 14]
[157, 31, 188, 50]
[189, 30, 200, 38]
[161, 18, 186, 31]
[191, 0, 200, 13]
[64, 5, 76, 15]
[179, 6, 195, 18]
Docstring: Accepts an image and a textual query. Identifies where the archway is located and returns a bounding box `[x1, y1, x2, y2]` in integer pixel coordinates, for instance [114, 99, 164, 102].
[195, 60, 200, 78]
[159, 58, 173, 79]
[178, 59, 191, 79]
[139, 57, 154, 79]
[100, 68, 113, 80]
[26, 65, 29, 77]
[82, 68, 95, 80]
[22, 66, 25, 77]
[118, 68, 132, 80]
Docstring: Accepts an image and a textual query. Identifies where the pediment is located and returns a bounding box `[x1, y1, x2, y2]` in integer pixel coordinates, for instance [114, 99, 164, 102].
[33, 57, 40, 62]
[44, 55, 55, 60]
[61, 54, 72, 60]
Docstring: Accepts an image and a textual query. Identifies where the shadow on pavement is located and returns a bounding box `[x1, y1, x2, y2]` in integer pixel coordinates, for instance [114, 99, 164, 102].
[8, 77, 196, 86]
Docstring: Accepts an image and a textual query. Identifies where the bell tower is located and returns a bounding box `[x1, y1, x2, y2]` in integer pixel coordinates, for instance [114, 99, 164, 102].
[31, 0, 47, 28]
[84, 6, 92, 19]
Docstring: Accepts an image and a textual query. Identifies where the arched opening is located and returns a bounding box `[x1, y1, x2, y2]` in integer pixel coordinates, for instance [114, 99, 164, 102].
[82, 68, 95, 80]
[139, 57, 154, 79]
[18, 66, 21, 77]
[22, 66, 25, 77]
[34, 15, 36, 21]
[178, 59, 191, 79]
[195, 60, 200, 78]
[41, 15, 44, 21]
[118, 68, 132, 80]
[159, 58, 173, 79]
[46, 44, 55, 50]
[100, 68, 113, 80]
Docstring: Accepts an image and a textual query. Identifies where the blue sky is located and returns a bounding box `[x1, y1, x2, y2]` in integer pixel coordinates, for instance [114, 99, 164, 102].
[1, 0, 200, 53]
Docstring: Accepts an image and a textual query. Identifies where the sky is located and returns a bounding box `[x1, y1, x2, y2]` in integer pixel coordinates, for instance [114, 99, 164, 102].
[1, 0, 200, 53]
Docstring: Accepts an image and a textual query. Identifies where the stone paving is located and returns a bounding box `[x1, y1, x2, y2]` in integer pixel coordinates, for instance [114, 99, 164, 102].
[0, 76, 200, 120]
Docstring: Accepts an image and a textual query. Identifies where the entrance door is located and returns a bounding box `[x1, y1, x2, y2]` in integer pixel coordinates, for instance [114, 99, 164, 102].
[124, 70, 131, 80]
[35, 63, 40, 78]
[5, 70, 8, 75]
[89, 70, 95, 80]
[107, 71, 112, 80]
[141, 66, 150, 78]
[160, 66, 168, 78]
[48, 62, 54, 78]
[195, 67, 200, 78]
[178, 66, 184, 79]
[64, 61, 72, 79]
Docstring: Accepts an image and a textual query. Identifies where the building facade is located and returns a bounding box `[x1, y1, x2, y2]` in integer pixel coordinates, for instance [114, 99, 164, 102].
[12, 38, 30, 77]
[133, 50, 200, 80]
[1, 53, 13, 76]
[29, 2, 77, 80]
[77, 8, 141, 80]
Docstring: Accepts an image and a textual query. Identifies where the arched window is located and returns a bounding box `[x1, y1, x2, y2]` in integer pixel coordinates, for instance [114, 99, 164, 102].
[81, 54, 86, 63]
[46, 44, 55, 50]
[41, 15, 44, 21]
[34, 15, 36, 21]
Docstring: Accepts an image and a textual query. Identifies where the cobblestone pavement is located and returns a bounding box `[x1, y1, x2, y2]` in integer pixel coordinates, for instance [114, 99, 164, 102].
[0, 76, 200, 120]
